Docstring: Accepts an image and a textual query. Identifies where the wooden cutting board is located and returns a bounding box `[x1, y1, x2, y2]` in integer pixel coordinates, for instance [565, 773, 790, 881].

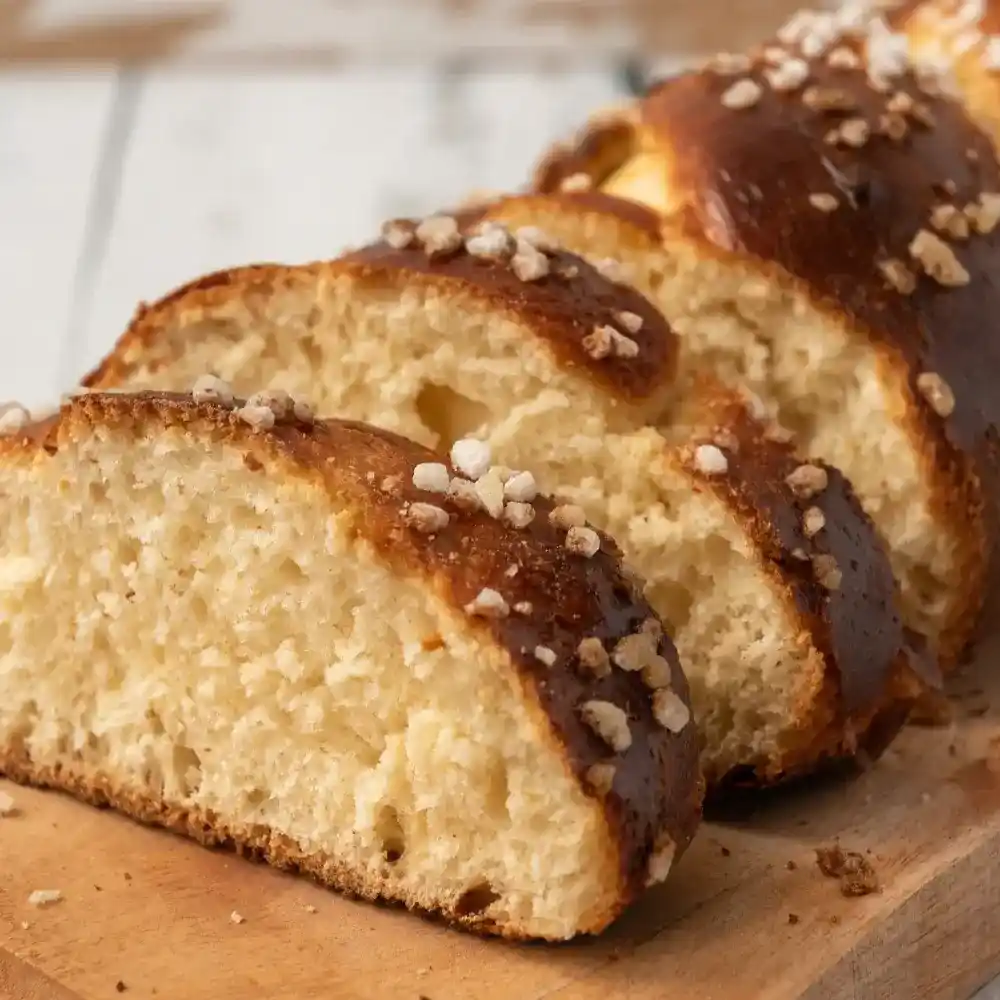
[2, 642, 1000, 1000]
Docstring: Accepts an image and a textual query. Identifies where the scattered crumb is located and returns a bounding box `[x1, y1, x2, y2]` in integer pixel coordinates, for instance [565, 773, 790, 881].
[721, 78, 763, 110]
[123, 872, 132, 881]
[720, 846, 731, 857]
[464, 588, 510, 619]
[0, 790, 16, 816]
[788, 913, 800, 925]
[116, 981, 127, 993]
[815, 845, 879, 897]
[786, 860, 798, 871]
[534, 645, 557, 667]
[230, 910, 246, 925]
[19, 921, 29, 930]
[306, 905, 318, 914]
[28, 889, 63, 907]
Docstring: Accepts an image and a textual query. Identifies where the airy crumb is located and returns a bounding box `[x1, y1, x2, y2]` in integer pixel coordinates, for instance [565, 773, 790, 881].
[450, 438, 491, 480]
[28, 890, 63, 907]
[404, 502, 450, 534]
[645, 835, 677, 887]
[465, 223, 513, 260]
[585, 762, 616, 797]
[415, 215, 462, 255]
[803, 506, 826, 538]
[534, 645, 557, 667]
[550, 504, 587, 529]
[809, 192, 839, 213]
[815, 845, 880, 896]
[503, 501, 535, 529]
[930, 204, 970, 240]
[229, 910, 246, 925]
[412, 462, 451, 494]
[381, 220, 415, 250]
[446, 477, 481, 513]
[615, 310, 644, 334]
[577, 637, 612, 678]
[560, 172, 593, 192]
[236, 403, 276, 431]
[785, 463, 828, 499]
[474, 468, 505, 518]
[811, 553, 843, 591]
[565, 525, 601, 558]
[652, 689, 691, 733]
[464, 588, 510, 618]
[909, 229, 971, 287]
[916, 371, 956, 417]
[192, 374, 235, 406]
[0, 404, 30, 435]
[579, 700, 633, 752]
[583, 324, 614, 360]
[693, 443, 729, 475]
[511, 246, 550, 282]
[878, 257, 917, 294]
[0, 790, 15, 816]
[513, 600, 533, 615]
[503, 470, 538, 502]
[721, 78, 763, 110]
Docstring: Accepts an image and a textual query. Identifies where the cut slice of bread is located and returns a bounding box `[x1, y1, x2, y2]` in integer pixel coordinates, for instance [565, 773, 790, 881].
[531, 22, 1000, 669]
[80, 226, 914, 787]
[0, 391, 703, 941]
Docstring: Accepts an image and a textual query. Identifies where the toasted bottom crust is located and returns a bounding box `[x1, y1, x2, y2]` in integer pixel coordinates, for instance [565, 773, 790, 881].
[0, 745, 620, 941]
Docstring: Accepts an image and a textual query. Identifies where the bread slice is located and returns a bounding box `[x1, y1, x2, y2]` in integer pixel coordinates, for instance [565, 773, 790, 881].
[531, 21, 1000, 669]
[80, 226, 913, 787]
[0, 390, 703, 940]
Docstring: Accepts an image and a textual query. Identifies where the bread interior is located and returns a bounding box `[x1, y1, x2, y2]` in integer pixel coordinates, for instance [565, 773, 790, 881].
[0, 421, 619, 939]
[478, 196, 961, 655]
[96, 287, 822, 780]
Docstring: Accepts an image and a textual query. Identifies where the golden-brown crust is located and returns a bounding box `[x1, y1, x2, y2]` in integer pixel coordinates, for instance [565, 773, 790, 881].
[0, 391, 703, 932]
[533, 32, 1000, 663]
[467, 191, 664, 247]
[675, 386, 918, 783]
[340, 229, 675, 409]
[84, 233, 679, 416]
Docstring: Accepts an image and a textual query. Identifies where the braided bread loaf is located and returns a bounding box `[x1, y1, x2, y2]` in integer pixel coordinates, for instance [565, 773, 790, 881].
[532, 13, 1000, 669]
[0, 391, 702, 940]
[81, 226, 912, 787]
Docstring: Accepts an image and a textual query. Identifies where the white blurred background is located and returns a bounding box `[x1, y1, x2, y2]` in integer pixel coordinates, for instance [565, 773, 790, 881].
[0, 0, 812, 411]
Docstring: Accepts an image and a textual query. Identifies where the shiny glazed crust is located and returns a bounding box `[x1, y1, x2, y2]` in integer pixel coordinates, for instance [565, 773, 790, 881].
[532, 32, 1000, 663]
[0, 391, 703, 939]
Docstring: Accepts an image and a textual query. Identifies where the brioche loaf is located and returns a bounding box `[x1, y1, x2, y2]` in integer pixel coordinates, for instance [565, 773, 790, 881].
[81, 227, 912, 786]
[532, 17, 1000, 668]
[0, 391, 703, 940]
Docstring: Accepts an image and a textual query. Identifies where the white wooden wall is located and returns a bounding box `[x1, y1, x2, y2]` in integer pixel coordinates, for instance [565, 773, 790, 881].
[0, 65, 648, 411]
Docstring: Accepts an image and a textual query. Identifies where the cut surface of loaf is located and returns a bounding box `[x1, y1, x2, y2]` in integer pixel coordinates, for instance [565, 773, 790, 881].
[531, 19, 1000, 668]
[0, 392, 702, 940]
[81, 229, 911, 786]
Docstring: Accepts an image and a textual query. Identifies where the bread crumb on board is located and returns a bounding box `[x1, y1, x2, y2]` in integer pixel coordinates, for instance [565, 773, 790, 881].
[815, 844, 880, 897]
[230, 910, 246, 925]
[0, 790, 16, 816]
